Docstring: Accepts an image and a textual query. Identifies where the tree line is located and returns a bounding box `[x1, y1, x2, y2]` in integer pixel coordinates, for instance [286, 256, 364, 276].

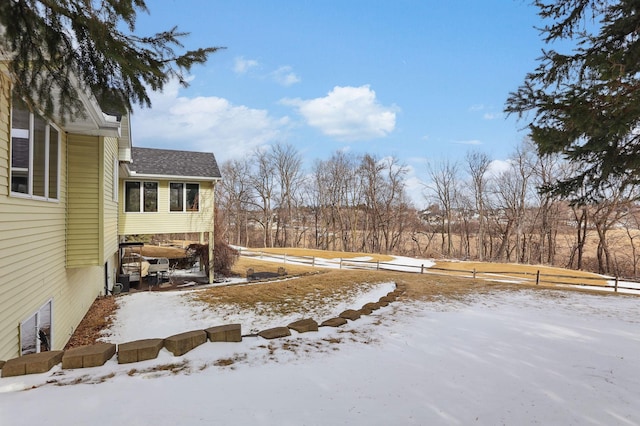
[217, 141, 640, 278]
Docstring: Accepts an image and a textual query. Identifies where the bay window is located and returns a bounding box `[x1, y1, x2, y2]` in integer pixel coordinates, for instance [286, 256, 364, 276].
[10, 96, 60, 200]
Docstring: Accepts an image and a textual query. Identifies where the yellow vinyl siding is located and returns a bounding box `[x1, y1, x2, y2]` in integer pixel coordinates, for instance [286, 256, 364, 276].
[66, 134, 100, 267]
[119, 180, 215, 235]
[0, 126, 104, 360]
[0, 73, 121, 360]
[0, 71, 8, 195]
[102, 136, 119, 259]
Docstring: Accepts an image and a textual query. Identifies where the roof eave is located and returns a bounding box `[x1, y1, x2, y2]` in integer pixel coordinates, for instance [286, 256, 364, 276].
[62, 75, 122, 137]
[127, 171, 222, 182]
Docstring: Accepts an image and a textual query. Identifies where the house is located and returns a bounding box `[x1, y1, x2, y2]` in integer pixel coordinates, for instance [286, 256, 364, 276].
[0, 68, 221, 361]
[0, 67, 123, 360]
[118, 146, 222, 283]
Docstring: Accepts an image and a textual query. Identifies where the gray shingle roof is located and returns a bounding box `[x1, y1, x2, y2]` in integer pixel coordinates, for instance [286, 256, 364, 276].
[130, 147, 221, 179]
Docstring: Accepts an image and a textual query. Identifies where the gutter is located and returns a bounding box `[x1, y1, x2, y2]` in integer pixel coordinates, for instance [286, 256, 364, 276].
[126, 169, 222, 182]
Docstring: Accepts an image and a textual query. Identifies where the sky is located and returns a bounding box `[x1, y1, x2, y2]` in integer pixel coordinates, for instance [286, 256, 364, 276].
[1, 258, 639, 424]
[129, 1, 547, 204]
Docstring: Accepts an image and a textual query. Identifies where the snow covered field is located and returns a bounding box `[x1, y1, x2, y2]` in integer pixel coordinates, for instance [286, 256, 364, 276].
[1, 283, 639, 425]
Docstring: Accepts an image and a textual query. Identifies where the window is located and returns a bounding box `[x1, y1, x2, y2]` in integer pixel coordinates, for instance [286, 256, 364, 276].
[20, 299, 53, 355]
[10, 96, 60, 200]
[170, 182, 199, 212]
[124, 181, 158, 212]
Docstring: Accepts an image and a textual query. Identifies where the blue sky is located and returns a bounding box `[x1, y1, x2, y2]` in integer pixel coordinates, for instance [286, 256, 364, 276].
[131, 0, 546, 204]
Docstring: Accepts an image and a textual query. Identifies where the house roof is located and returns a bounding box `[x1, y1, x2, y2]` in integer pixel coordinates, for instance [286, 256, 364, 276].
[128, 147, 222, 181]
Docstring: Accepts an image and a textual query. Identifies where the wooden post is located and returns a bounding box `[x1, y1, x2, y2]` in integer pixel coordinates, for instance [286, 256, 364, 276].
[284, 253, 287, 264]
[421, 264, 424, 274]
[339, 258, 343, 269]
[312, 257, 315, 267]
[536, 270, 540, 285]
[377, 260, 380, 270]
[208, 230, 214, 284]
[473, 268, 476, 279]
[615, 276, 619, 293]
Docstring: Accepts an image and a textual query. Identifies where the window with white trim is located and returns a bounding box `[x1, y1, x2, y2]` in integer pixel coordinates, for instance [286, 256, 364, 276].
[20, 299, 53, 355]
[124, 181, 158, 212]
[170, 182, 199, 212]
[10, 96, 60, 200]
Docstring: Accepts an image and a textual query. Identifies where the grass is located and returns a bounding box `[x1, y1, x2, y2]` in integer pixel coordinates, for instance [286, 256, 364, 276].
[244, 247, 395, 262]
[186, 247, 621, 319]
[69, 247, 624, 349]
[232, 256, 322, 277]
[193, 268, 393, 317]
[432, 260, 609, 287]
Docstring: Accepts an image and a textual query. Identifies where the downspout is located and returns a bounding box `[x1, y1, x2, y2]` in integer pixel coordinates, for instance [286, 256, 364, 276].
[208, 181, 216, 284]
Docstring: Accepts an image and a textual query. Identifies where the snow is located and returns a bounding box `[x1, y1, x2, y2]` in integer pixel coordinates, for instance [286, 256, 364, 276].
[2, 283, 640, 425]
[241, 249, 640, 295]
[239, 249, 436, 272]
[103, 281, 395, 340]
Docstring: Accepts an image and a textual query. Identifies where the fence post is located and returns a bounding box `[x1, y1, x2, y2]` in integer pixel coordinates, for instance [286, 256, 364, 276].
[421, 264, 424, 274]
[340, 258, 343, 269]
[377, 260, 380, 270]
[284, 253, 287, 264]
[473, 268, 476, 279]
[260, 251, 263, 259]
[312, 257, 315, 267]
[615, 276, 619, 293]
[536, 270, 540, 285]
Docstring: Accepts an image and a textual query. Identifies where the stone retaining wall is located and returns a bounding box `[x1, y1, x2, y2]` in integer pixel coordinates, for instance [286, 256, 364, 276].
[0, 284, 406, 378]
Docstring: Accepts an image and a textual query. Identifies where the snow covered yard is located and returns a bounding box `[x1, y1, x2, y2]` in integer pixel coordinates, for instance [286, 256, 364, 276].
[1, 286, 639, 425]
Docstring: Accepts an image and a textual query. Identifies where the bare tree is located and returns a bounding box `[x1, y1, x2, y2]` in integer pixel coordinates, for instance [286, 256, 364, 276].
[378, 156, 411, 253]
[219, 158, 253, 246]
[426, 159, 459, 257]
[271, 143, 304, 247]
[589, 181, 635, 275]
[620, 207, 640, 278]
[491, 143, 535, 262]
[249, 148, 277, 248]
[465, 151, 491, 261]
[528, 149, 567, 265]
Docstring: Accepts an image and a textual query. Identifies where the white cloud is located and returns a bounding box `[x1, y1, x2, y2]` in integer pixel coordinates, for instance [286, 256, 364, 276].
[271, 66, 300, 86]
[233, 56, 259, 74]
[453, 139, 482, 146]
[282, 85, 397, 141]
[487, 159, 511, 177]
[483, 112, 503, 120]
[470, 104, 503, 120]
[234, 58, 300, 86]
[131, 79, 288, 162]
